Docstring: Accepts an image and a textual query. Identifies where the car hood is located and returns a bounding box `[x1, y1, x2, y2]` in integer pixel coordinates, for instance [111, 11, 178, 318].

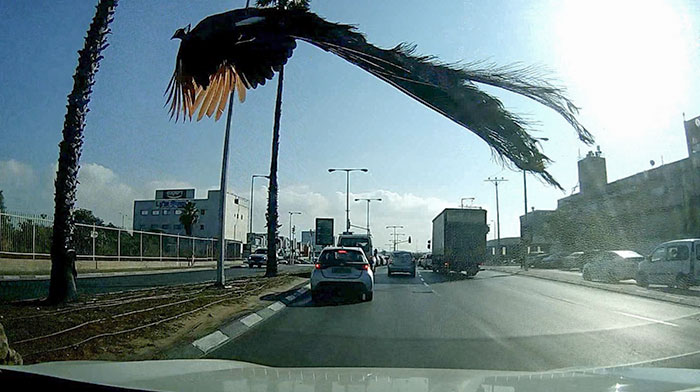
[2, 360, 700, 391]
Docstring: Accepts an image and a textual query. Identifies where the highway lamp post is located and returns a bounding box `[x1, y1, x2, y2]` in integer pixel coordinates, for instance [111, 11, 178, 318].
[355, 198, 382, 234]
[485, 177, 507, 262]
[249, 175, 269, 236]
[216, 91, 236, 288]
[328, 168, 368, 233]
[386, 225, 404, 251]
[288, 211, 301, 263]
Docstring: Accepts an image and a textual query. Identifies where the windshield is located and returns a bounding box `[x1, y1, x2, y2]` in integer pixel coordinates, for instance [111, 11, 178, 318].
[392, 253, 413, 264]
[2, 0, 700, 378]
[319, 249, 366, 265]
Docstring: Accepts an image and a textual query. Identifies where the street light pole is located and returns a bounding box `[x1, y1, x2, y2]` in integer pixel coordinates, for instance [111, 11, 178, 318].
[328, 168, 368, 233]
[355, 198, 382, 234]
[249, 174, 269, 236]
[485, 177, 507, 261]
[216, 92, 236, 288]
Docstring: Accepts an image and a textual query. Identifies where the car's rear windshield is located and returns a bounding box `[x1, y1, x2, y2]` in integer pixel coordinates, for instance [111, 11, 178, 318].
[338, 238, 370, 253]
[393, 253, 413, 264]
[319, 249, 365, 265]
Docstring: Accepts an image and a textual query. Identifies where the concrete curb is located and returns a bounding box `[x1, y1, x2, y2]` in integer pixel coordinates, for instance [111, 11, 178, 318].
[164, 281, 310, 359]
[486, 266, 700, 308]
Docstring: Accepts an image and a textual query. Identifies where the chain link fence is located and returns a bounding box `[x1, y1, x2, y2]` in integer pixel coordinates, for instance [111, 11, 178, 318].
[0, 211, 240, 263]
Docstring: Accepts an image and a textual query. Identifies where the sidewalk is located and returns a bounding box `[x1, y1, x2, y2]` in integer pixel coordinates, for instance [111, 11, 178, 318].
[486, 265, 700, 308]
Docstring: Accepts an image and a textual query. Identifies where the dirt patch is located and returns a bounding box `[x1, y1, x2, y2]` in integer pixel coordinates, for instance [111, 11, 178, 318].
[0, 274, 305, 363]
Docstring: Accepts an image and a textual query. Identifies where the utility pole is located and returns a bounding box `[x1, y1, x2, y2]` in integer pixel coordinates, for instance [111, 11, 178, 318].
[328, 168, 368, 233]
[386, 225, 404, 251]
[485, 177, 507, 261]
[355, 198, 382, 234]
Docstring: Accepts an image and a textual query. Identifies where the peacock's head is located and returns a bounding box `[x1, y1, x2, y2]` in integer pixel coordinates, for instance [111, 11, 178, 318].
[171, 24, 191, 40]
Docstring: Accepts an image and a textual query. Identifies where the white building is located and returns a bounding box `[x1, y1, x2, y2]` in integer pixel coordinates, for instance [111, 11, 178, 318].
[133, 189, 249, 256]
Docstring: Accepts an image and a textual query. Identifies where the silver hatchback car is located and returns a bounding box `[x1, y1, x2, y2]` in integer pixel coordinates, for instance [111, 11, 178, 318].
[311, 247, 374, 302]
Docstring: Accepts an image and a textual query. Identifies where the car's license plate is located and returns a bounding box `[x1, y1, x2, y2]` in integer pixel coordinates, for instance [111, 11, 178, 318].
[333, 267, 351, 274]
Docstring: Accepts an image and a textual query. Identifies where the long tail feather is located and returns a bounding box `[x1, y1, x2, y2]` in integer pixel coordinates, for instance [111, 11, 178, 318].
[285, 11, 592, 188]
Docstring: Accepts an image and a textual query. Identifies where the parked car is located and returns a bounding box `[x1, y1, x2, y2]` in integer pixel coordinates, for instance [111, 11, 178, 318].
[636, 239, 700, 289]
[388, 251, 416, 277]
[561, 251, 585, 270]
[527, 252, 549, 268]
[582, 250, 645, 282]
[311, 247, 374, 302]
[419, 254, 433, 269]
[247, 248, 267, 268]
[535, 252, 567, 269]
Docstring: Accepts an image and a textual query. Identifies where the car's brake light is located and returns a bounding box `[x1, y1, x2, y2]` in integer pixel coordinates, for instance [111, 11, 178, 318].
[362, 264, 369, 270]
[315, 263, 322, 269]
[337, 250, 347, 254]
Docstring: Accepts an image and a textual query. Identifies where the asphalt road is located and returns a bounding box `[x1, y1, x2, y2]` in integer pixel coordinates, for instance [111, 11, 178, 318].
[207, 267, 700, 371]
[0, 264, 312, 301]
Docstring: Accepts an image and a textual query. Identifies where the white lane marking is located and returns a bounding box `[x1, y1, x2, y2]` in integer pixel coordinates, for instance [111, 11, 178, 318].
[613, 311, 679, 327]
[2, 275, 20, 280]
[423, 282, 429, 287]
[240, 313, 264, 327]
[268, 301, 285, 312]
[193, 330, 229, 353]
[285, 295, 296, 302]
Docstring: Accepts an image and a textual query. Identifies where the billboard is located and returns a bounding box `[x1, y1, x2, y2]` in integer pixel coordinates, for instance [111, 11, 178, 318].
[315, 218, 334, 246]
[156, 189, 194, 200]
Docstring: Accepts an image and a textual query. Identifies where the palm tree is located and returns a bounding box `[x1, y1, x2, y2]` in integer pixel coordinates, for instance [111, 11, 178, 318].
[179, 201, 200, 236]
[255, 0, 310, 277]
[47, 0, 118, 305]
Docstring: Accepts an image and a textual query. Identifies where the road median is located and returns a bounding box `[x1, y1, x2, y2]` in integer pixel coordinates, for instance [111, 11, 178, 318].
[0, 273, 309, 364]
[486, 265, 700, 308]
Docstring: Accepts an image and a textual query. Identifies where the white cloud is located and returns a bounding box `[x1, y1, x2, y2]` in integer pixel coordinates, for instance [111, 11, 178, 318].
[250, 185, 451, 252]
[75, 163, 140, 226]
[0, 159, 194, 228]
[1, 158, 451, 251]
[0, 159, 40, 212]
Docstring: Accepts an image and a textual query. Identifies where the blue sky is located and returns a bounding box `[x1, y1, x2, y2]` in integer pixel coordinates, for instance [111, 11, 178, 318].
[1, 0, 699, 250]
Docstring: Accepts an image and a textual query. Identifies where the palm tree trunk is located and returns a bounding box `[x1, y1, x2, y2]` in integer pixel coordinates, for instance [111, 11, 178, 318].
[265, 66, 285, 277]
[47, 0, 118, 305]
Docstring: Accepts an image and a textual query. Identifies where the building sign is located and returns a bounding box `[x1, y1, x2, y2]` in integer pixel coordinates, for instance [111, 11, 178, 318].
[156, 189, 194, 200]
[156, 200, 189, 208]
[315, 218, 334, 246]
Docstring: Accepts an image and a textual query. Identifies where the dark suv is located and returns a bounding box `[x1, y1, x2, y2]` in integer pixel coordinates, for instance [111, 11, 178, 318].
[247, 248, 267, 268]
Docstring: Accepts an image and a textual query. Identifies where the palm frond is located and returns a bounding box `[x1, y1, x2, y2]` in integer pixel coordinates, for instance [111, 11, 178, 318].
[286, 12, 593, 187]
